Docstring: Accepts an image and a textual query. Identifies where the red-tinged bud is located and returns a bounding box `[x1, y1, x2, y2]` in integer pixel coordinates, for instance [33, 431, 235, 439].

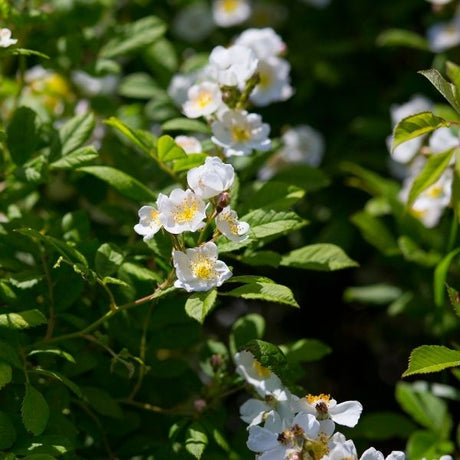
[216, 192, 231, 214]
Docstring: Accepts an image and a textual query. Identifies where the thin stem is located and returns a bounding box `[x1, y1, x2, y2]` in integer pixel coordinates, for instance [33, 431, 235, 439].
[41, 249, 56, 341]
[119, 398, 192, 416]
[96, 278, 117, 311]
[197, 209, 217, 245]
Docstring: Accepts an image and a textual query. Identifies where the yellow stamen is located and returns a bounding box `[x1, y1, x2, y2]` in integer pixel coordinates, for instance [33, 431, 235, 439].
[197, 91, 212, 109]
[410, 208, 427, 219]
[426, 185, 442, 198]
[252, 360, 271, 378]
[191, 256, 215, 280]
[222, 0, 239, 13]
[232, 125, 251, 143]
[173, 198, 199, 224]
[306, 393, 330, 404]
[259, 71, 272, 89]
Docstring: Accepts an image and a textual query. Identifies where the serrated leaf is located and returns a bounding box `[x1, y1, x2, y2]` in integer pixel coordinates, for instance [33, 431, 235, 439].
[229, 313, 265, 356]
[76, 166, 156, 202]
[104, 117, 154, 154]
[377, 29, 429, 50]
[280, 244, 358, 271]
[7, 107, 39, 165]
[403, 345, 460, 377]
[343, 284, 402, 305]
[0, 309, 47, 329]
[223, 282, 299, 307]
[392, 112, 450, 152]
[434, 248, 460, 307]
[280, 339, 332, 363]
[398, 236, 441, 267]
[157, 135, 187, 162]
[185, 289, 218, 324]
[100, 16, 166, 59]
[419, 68, 460, 114]
[446, 284, 460, 317]
[59, 112, 95, 156]
[0, 339, 22, 369]
[406, 148, 456, 208]
[32, 369, 82, 398]
[162, 118, 211, 134]
[0, 361, 12, 390]
[172, 153, 207, 172]
[242, 339, 288, 379]
[0, 411, 16, 450]
[50, 146, 98, 170]
[28, 348, 76, 364]
[240, 251, 281, 268]
[22, 384, 50, 436]
[185, 423, 208, 459]
[95, 243, 124, 277]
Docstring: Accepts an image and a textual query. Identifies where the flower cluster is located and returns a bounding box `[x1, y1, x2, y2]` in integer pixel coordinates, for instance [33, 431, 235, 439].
[134, 157, 249, 292]
[168, 27, 294, 157]
[426, 1, 460, 52]
[235, 350, 411, 460]
[0, 28, 17, 48]
[387, 95, 456, 227]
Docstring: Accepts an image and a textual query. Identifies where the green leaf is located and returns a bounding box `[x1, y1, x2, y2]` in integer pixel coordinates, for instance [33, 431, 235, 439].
[185, 289, 218, 324]
[377, 29, 429, 50]
[403, 345, 460, 377]
[22, 384, 50, 436]
[271, 165, 330, 193]
[22, 455, 57, 460]
[223, 281, 299, 308]
[280, 243, 358, 271]
[59, 112, 95, 156]
[240, 251, 281, 268]
[280, 339, 332, 363]
[0, 361, 12, 390]
[0, 339, 22, 369]
[354, 411, 416, 440]
[398, 236, 441, 267]
[351, 211, 400, 255]
[0, 309, 47, 329]
[406, 148, 456, 208]
[172, 154, 207, 172]
[229, 313, 265, 356]
[185, 423, 208, 459]
[32, 369, 82, 398]
[392, 112, 450, 152]
[396, 382, 449, 433]
[7, 107, 39, 165]
[100, 16, 167, 59]
[157, 135, 187, 162]
[242, 339, 288, 380]
[104, 117, 154, 154]
[95, 243, 124, 277]
[0, 411, 16, 450]
[119, 73, 161, 99]
[343, 284, 402, 305]
[82, 387, 123, 418]
[446, 284, 460, 317]
[419, 68, 460, 114]
[407, 430, 444, 460]
[28, 348, 76, 364]
[434, 248, 460, 307]
[49, 146, 98, 170]
[76, 166, 156, 202]
[161, 118, 211, 134]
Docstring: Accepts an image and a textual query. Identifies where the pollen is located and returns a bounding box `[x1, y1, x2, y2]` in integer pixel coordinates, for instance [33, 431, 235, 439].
[221, 211, 239, 235]
[306, 393, 330, 404]
[150, 209, 160, 225]
[259, 70, 272, 89]
[410, 208, 427, 219]
[196, 91, 212, 109]
[173, 198, 199, 224]
[426, 185, 442, 198]
[232, 125, 251, 143]
[191, 256, 215, 280]
[252, 360, 271, 378]
[222, 0, 239, 13]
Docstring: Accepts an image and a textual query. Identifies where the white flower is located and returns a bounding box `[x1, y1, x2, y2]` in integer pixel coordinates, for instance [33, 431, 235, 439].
[187, 156, 235, 199]
[173, 241, 232, 292]
[360, 447, 405, 460]
[426, 0, 453, 4]
[250, 57, 293, 106]
[134, 205, 162, 241]
[168, 71, 203, 107]
[427, 17, 460, 52]
[0, 28, 17, 48]
[429, 127, 459, 154]
[322, 432, 359, 460]
[208, 45, 258, 88]
[234, 350, 283, 397]
[388, 95, 433, 163]
[183, 81, 222, 119]
[71, 71, 119, 96]
[234, 27, 286, 60]
[212, 0, 251, 27]
[216, 206, 249, 242]
[174, 135, 203, 154]
[296, 393, 363, 428]
[211, 109, 271, 156]
[157, 189, 207, 234]
[172, 2, 214, 43]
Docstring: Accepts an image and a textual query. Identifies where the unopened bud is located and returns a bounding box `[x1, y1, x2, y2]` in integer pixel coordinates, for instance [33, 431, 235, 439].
[210, 353, 224, 371]
[194, 399, 207, 412]
[216, 192, 231, 214]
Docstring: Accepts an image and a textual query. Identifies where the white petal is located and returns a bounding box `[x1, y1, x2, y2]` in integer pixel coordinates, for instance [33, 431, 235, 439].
[329, 400, 363, 427]
[247, 426, 278, 452]
[360, 447, 385, 460]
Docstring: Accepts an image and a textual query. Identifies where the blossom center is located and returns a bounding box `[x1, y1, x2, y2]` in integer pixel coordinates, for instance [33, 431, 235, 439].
[259, 70, 272, 89]
[232, 125, 251, 142]
[173, 198, 199, 224]
[306, 393, 330, 404]
[191, 256, 215, 279]
[222, 0, 239, 13]
[426, 185, 442, 198]
[410, 208, 427, 219]
[252, 360, 271, 378]
[197, 91, 213, 108]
